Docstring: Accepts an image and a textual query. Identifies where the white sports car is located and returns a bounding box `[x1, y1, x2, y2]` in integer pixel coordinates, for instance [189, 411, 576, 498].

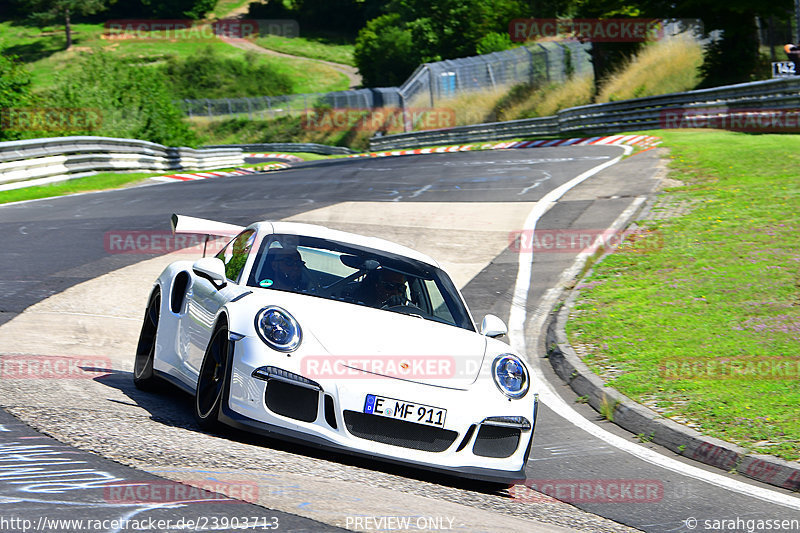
[134, 214, 538, 483]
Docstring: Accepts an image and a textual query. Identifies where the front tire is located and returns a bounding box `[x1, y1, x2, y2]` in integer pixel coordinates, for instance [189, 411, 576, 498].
[194, 321, 230, 431]
[134, 289, 162, 391]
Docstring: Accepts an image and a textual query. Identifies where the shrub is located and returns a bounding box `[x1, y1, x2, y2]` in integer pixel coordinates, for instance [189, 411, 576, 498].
[0, 54, 32, 142]
[46, 52, 196, 146]
[162, 47, 293, 100]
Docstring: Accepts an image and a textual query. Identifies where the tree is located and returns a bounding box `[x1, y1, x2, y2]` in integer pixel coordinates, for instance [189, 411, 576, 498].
[576, 0, 795, 86]
[355, 0, 532, 87]
[27, 0, 111, 49]
[354, 14, 420, 87]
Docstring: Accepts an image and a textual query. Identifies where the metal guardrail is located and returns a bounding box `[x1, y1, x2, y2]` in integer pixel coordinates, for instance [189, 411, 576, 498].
[370, 77, 800, 150]
[202, 142, 356, 155]
[0, 136, 244, 187]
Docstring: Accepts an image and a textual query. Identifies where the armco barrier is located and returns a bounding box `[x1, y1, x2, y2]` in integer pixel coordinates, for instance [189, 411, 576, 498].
[0, 136, 244, 187]
[369, 77, 800, 150]
[202, 142, 356, 155]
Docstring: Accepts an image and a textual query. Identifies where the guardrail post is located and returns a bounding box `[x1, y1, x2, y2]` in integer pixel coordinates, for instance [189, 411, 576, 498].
[523, 47, 534, 85]
[537, 43, 551, 83]
[428, 65, 435, 107]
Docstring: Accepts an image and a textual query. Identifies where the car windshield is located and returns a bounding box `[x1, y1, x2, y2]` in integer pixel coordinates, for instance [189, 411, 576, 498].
[246, 234, 474, 331]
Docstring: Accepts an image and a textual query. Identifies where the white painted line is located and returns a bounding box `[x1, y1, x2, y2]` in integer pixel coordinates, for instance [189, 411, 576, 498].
[508, 146, 800, 511]
[410, 184, 432, 198]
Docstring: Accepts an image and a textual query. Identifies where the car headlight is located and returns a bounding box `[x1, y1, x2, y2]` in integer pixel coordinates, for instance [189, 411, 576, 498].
[255, 306, 302, 352]
[491, 354, 529, 399]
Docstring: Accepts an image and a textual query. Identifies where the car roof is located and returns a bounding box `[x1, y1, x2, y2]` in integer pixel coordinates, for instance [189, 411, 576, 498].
[248, 221, 442, 268]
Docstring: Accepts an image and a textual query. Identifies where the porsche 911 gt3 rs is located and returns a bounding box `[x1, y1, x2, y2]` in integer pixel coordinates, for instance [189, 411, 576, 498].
[134, 214, 538, 483]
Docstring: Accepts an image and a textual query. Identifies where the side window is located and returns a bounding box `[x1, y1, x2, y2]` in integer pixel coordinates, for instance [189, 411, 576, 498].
[215, 230, 255, 283]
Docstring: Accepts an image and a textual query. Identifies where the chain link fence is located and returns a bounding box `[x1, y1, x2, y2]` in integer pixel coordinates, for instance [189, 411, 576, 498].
[180, 88, 403, 120]
[179, 42, 592, 121]
[399, 41, 592, 107]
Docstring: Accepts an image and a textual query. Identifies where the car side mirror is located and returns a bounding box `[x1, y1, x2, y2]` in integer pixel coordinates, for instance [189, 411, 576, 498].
[480, 314, 508, 338]
[193, 257, 227, 289]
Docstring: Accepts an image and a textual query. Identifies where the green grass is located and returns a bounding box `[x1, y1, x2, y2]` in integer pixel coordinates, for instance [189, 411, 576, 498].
[0, 21, 348, 94]
[0, 171, 157, 204]
[567, 130, 800, 461]
[252, 34, 355, 66]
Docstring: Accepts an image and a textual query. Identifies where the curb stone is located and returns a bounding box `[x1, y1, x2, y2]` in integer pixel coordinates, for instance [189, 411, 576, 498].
[349, 135, 661, 158]
[543, 227, 800, 495]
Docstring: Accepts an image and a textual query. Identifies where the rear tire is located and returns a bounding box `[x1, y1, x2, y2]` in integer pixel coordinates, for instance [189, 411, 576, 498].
[194, 321, 230, 431]
[134, 289, 162, 391]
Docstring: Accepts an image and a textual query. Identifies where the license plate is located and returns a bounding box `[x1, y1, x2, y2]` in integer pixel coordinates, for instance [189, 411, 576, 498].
[363, 394, 447, 428]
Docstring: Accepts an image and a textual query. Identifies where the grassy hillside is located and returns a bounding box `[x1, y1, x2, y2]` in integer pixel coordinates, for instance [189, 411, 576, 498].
[596, 36, 703, 103]
[0, 20, 349, 94]
[252, 33, 355, 66]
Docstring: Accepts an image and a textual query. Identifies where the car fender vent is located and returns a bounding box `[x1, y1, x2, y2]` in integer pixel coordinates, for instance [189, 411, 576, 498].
[170, 271, 190, 314]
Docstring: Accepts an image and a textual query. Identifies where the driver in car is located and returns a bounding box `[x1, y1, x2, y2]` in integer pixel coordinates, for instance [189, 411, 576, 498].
[359, 269, 409, 308]
[267, 247, 318, 293]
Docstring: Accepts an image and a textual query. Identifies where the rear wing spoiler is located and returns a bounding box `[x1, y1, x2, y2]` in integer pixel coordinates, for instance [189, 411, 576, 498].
[171, 214, 245, 257]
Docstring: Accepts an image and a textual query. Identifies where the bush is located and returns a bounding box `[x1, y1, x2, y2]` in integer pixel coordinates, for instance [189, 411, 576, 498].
[46, 52, 197, 146]
[476, 32, 515, 55]
[0, 54, 32, 142]
[162, 47, 294, 100]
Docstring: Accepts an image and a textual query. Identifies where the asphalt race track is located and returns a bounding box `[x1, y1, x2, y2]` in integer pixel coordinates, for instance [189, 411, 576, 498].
[1, 147, 798, 532]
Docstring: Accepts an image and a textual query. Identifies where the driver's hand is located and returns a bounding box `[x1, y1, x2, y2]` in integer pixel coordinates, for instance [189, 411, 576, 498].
[381, 294, 407, 308]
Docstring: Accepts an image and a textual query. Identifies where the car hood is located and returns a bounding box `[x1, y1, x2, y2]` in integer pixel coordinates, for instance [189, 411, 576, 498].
[250, 290, 487, 390]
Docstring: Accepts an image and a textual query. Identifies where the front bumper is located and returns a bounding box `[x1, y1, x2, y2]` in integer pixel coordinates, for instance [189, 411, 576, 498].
[223, 336, 538, 484]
